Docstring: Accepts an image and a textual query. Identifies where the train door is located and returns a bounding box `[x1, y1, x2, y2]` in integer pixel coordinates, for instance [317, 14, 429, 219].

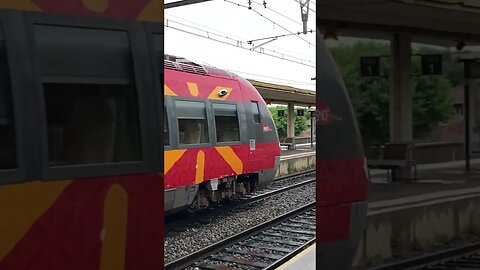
[249, 100, 263, 150]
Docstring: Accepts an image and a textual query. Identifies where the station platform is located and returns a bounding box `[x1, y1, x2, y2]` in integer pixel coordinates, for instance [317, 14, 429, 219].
[369, 158, 480, 202]
[279, 142, 316, 157]
[277, 143, 315, 177]
[355, 158, 480, 269]
[276, 243, 316, 270]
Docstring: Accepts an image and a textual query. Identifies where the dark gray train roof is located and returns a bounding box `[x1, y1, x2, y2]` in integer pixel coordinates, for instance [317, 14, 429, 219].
[316, 30, 364, 160]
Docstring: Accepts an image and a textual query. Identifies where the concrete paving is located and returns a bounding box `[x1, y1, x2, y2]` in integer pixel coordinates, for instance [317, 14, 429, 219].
[369, 158, 480, 202]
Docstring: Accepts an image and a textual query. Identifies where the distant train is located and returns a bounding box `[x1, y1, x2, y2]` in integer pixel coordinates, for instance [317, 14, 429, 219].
[163, 55, 281, 214]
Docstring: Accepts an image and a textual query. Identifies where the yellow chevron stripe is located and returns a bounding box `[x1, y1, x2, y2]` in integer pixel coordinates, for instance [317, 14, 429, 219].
[138, 0, 163, 23]
[195, 151, 205, 184]
[0, 180, 71, 260]
[215, 146, 243, 174]
[165, 150, 187, 174]
[100, 184, 128, 270]
[82, 0, 108, 12]
[0, 0, 41, 10]
[164, 85, 177, 96]
[187, 82, 199, 97]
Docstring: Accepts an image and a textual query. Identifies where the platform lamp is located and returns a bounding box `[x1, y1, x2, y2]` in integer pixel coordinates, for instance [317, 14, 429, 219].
[323, 29, 339, 48]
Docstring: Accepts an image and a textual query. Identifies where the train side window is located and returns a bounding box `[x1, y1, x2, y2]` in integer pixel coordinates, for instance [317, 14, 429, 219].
[44, 84, 142, 166]
[251, 101, 261, 123]
[164, 106, 169, 146]
[0, 25, 16, 170]
[213, 103, 240, 143]
[175, 100, 209, 145]
[33, 25, 143, 166]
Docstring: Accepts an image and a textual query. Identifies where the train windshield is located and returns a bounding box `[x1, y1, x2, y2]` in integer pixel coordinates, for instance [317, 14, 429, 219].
[0, 24, 15, 169]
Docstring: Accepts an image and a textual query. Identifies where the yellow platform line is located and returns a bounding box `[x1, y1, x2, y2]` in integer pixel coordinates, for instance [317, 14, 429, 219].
[276, 243, 316, 270]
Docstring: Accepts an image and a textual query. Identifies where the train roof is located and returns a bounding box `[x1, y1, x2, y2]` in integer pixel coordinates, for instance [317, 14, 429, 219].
[0, 0, 162, 22]
[164, 54, 238, 80]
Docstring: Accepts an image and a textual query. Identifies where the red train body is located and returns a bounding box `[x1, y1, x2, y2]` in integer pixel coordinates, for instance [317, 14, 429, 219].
[164, 57, 281, 213]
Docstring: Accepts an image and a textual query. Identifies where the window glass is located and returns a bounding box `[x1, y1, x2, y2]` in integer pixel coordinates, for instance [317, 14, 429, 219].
[34, 25, 143, 167]
[251, 101, 261, 123]
[33, 25, 132, 80]
[214, 103, 240, 142]
[45, 83, 142, 166]
[0, 25, 16, 169]
[175, 100, 209, 145]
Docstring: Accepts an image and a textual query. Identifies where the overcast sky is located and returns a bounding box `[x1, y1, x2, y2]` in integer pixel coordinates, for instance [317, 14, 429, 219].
[164, 0, 316, 91]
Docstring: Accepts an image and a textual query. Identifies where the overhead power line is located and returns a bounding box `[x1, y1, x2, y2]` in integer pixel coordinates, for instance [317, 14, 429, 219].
[164, 18, 315, 66]
[247, 30, 315, 45]
[249, 0, 302, 26]
[224, 0, 315, 47]
[165, 13, 314, 58]
[164, 22, 315, 68]
[225, 68, 316, 85]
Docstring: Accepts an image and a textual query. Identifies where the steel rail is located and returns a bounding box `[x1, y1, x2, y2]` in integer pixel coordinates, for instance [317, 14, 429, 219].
[165, 202, 316, 270]
[367, 241, 480, 270]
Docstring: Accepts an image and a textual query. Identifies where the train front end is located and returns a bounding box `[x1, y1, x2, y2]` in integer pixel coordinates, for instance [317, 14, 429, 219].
[315, 30, 369, 269]
[164, 61, 281, 214]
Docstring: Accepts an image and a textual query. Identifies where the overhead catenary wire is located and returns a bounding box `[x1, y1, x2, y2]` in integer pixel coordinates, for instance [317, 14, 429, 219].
[164, 14, 314, 59]
[224, 0, 315, 47]
[164, 12, 247, 41]
[225, 68, 316, 86]
[164, 23, 315, 68]
[164, 18, 315, 66]
[249, 0, 302, 26]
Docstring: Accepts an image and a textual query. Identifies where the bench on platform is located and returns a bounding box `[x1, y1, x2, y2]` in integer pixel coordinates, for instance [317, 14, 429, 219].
[281, 137, 296, 150]
[366, 143, 417, 182]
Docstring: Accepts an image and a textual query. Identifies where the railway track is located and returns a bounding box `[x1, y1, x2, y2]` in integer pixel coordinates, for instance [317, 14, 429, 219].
[165, 202, 316, 270]
[368, 241, 480, 270]
[165, 170, 315, 231]
[272, 169, 315, 183]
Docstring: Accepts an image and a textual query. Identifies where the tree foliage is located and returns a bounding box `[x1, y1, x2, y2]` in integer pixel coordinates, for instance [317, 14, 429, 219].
[330, 42, 455, 144]
[268, 106, 308, 139]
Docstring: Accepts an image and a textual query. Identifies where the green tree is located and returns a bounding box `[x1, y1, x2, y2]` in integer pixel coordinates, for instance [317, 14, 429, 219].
[268, 106, 308, 139]
[330, 42, 455, 144]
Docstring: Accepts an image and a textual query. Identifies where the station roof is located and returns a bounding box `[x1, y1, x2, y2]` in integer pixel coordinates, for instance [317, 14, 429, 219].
[317, 0, 480, 47]
[248, 79, 316, 106]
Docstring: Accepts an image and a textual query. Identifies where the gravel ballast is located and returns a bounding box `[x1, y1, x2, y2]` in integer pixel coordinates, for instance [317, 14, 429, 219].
[164, 182, 316, 263]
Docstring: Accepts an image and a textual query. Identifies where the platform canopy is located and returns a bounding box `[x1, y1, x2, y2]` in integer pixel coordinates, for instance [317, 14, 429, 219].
[248, 79, 316, 106]
[317, 0, 480, 46]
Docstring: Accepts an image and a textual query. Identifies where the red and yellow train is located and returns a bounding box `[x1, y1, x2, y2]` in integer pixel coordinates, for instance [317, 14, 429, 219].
[164, 55, 281, 213]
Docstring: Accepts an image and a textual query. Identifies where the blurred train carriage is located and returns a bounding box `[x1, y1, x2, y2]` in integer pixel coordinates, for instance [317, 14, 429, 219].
[316, 30, 369, 269]
[0, 1, 164, 269]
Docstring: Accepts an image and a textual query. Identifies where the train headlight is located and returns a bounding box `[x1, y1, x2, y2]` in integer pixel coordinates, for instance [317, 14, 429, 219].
[218, 89, 229, 97]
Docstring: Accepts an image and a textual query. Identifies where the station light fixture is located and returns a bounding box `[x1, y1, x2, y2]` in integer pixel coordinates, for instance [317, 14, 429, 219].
[323, 29, 339, 48]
